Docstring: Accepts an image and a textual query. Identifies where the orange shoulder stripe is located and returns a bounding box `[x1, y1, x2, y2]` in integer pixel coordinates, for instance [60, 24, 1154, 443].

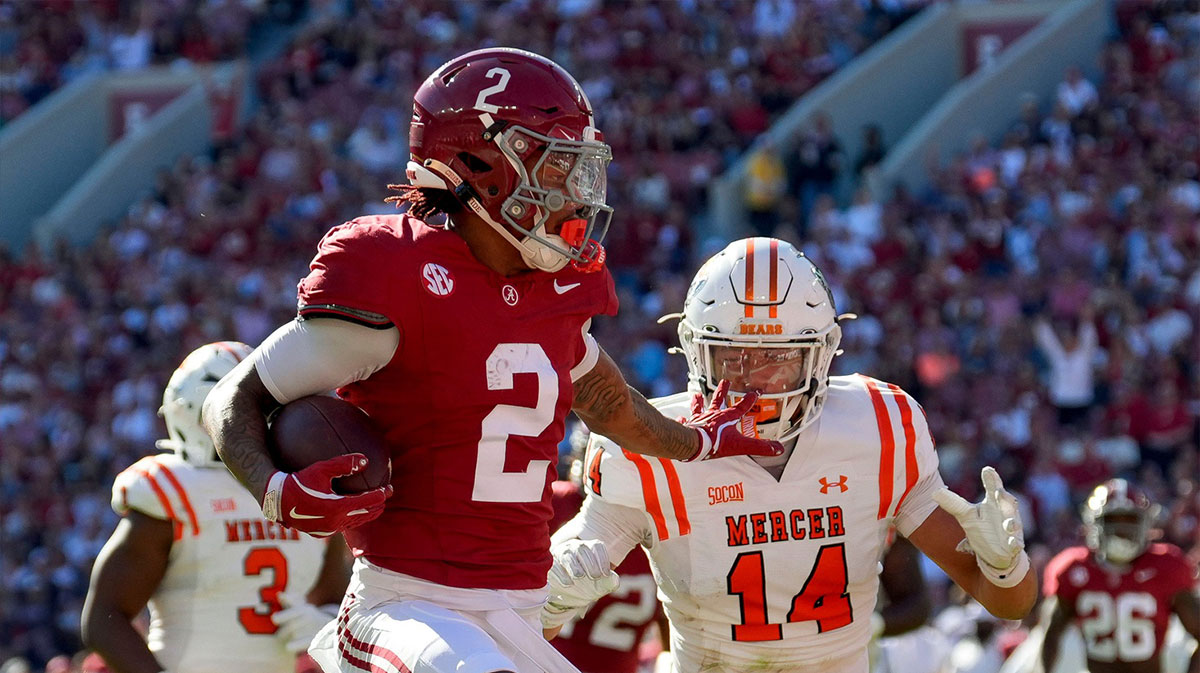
[864, 377, 895, 520]
[150, 458, 200, 537]
[130, 465, 183, 541]
[622, 449, 669, 541]
[657, 457, 690, 537]
[886, 383, 919, 517]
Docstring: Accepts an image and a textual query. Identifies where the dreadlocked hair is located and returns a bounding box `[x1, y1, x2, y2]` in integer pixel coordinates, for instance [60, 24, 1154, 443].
[384, 184, 462, 220]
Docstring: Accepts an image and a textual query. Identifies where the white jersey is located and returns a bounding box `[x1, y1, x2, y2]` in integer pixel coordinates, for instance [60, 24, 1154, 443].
[556, 375, 944, 673]
[111, 453, 326, 673]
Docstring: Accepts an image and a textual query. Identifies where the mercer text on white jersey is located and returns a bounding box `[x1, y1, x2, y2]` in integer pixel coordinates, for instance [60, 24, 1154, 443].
[569, 374, 944, 673]
[112, 453, 326, 673]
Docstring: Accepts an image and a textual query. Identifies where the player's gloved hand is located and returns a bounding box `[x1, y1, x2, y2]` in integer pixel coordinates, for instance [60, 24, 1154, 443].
[932, 466, 1029, 588]
[682, 380, 784, 462]
[541, 539, 620, 629]
[261, 453, 391, 538]
[272, 592, 338, 655]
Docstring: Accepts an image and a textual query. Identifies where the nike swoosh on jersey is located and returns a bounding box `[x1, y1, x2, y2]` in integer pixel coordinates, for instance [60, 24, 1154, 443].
[288, 507, 324, 520]
[554, 280, 581, 294]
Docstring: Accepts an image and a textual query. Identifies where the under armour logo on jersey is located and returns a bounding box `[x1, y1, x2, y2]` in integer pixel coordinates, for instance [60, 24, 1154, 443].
[501, 284, 519, 306]
[819, 475, 848, 494]
[422, 262, 454, 296]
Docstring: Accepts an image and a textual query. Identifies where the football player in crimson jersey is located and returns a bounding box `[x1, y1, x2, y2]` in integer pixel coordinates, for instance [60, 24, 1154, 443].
[82, 343, 349, 673]
[201, 49, 781, 673]
[1040, 479, 1200, 673]
[542, 239, 1036, 673]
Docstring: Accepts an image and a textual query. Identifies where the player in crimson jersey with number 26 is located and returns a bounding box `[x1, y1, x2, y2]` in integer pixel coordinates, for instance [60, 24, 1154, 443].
[1040, 479, 1200, 673]
[544, 239, 1037, 673]
[202, 49, 782, 673]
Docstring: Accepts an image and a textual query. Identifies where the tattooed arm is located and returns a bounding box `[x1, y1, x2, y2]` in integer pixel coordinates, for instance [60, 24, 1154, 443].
[572, 348, 700, 461]
[202, 359, 281, 504]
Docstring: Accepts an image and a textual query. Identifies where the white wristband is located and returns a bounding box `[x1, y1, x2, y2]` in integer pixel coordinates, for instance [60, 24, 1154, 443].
[978, 549, 1030, 588]
[261, 471, 287, 522]
[682, 428, 710, 462]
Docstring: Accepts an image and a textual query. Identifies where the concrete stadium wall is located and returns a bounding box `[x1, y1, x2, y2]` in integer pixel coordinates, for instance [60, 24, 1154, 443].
[707, 0, 1098, 242]
[34, 85, 212, 248]
[0, 74, 110, 252]
[871, 0, 1110, 196]
[0, 62, 249, 252]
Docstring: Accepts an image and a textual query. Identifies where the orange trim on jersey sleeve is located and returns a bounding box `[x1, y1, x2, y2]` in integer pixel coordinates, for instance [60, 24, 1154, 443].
[657, 457, 691, 537]
[622, 449, 670, 541]
[864, 378, 895, 520]
[768, 239, 779, 319]
[130, 466, 184, 542]
[744, 239, 756, 318]
[887, 383, 919, 517]
[152, 459, 201, 537]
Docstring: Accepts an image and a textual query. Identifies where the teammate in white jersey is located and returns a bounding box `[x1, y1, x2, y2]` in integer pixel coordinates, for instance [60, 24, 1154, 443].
[543, 239, 1036, 673]
[82, 342, 349, 673]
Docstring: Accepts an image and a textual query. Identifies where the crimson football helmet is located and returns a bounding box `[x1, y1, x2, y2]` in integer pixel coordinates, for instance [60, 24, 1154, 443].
[672, 238, 847, 442]
[157, 341, 252, 467]
[406, 48, 612, 273]
[1082, 479, 1160, 564]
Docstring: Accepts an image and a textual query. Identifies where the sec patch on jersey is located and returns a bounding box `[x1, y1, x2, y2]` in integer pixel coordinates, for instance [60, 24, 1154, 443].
[268, 395, 391, 493]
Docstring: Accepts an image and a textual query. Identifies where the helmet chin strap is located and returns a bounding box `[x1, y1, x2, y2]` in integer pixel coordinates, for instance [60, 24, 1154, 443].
[408, 158, 571, 272]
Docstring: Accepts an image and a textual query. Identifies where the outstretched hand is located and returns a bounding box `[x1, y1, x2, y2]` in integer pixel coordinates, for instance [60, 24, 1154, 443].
[933, 466, 1028, 587]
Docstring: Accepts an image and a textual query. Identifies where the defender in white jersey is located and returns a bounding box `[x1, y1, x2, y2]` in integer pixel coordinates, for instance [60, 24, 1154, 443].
[82, 343, 348, 673]
[544, 239, 1037, 673]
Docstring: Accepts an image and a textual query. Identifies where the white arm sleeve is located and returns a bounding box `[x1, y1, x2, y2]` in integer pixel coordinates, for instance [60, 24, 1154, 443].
[252, 318, 400, 405]
[551, 495, 652, 568]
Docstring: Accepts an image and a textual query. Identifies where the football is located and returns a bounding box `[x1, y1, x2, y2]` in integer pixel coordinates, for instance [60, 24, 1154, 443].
[267, 395, 391, 494]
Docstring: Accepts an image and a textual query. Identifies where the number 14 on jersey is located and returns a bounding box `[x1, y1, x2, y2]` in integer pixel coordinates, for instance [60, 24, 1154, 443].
[727, 543, 853, 641]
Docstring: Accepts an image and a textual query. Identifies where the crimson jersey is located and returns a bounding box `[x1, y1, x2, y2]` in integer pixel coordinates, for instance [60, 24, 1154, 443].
[549, 481, 660, 673]
[1043, 543, 1198, 664]
[297, 215, 618, 590]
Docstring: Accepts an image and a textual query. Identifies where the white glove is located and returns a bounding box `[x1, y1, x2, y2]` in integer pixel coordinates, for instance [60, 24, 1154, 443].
[541, 539, 620, 629]
[272, 592, 338, 654]
[653, 651, 675, 673]
[932, 466, 1029, 588]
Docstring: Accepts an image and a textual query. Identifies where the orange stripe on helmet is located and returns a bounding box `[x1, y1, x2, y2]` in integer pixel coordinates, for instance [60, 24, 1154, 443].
[768, 239, 779, 318]
[212, 341, 246, 362]
[886, 383, 919, 518]
[744, 239, 755, 318]
[657, 457, 691, 536]
[864, 377, 895, 521]
[622, 449, 669, 541]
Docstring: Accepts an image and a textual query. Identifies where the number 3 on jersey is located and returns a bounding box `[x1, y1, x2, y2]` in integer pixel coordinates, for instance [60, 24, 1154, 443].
[238, 547, 288, 634]
[727, 544, 852, 641]
[472, 343, 557, 503]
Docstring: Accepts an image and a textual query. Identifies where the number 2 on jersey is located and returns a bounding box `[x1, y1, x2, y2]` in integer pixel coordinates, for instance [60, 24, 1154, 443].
[727, 543, 852, 641]
[472, 344, 557, 503]
[238, 547, 288, 635]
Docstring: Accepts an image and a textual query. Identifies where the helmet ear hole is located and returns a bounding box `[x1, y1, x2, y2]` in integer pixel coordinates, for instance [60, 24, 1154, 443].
[457, 152, 493, 174]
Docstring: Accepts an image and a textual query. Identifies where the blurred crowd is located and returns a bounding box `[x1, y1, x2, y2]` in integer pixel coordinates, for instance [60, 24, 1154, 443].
[0, 0, 1197, 671]
[0, 0, 306, 127]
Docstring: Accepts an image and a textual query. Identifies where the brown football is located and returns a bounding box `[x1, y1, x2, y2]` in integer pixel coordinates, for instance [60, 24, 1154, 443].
[267, 395, 391, 494]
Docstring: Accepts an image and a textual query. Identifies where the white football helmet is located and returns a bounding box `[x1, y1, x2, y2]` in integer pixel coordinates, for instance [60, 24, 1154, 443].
[156, 341, 252, 467]
[675, 238, 844, 442]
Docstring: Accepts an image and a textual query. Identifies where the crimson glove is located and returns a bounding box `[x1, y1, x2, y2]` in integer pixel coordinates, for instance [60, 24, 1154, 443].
[261, 453, 390, 538]
[682, 380, 784, 462]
